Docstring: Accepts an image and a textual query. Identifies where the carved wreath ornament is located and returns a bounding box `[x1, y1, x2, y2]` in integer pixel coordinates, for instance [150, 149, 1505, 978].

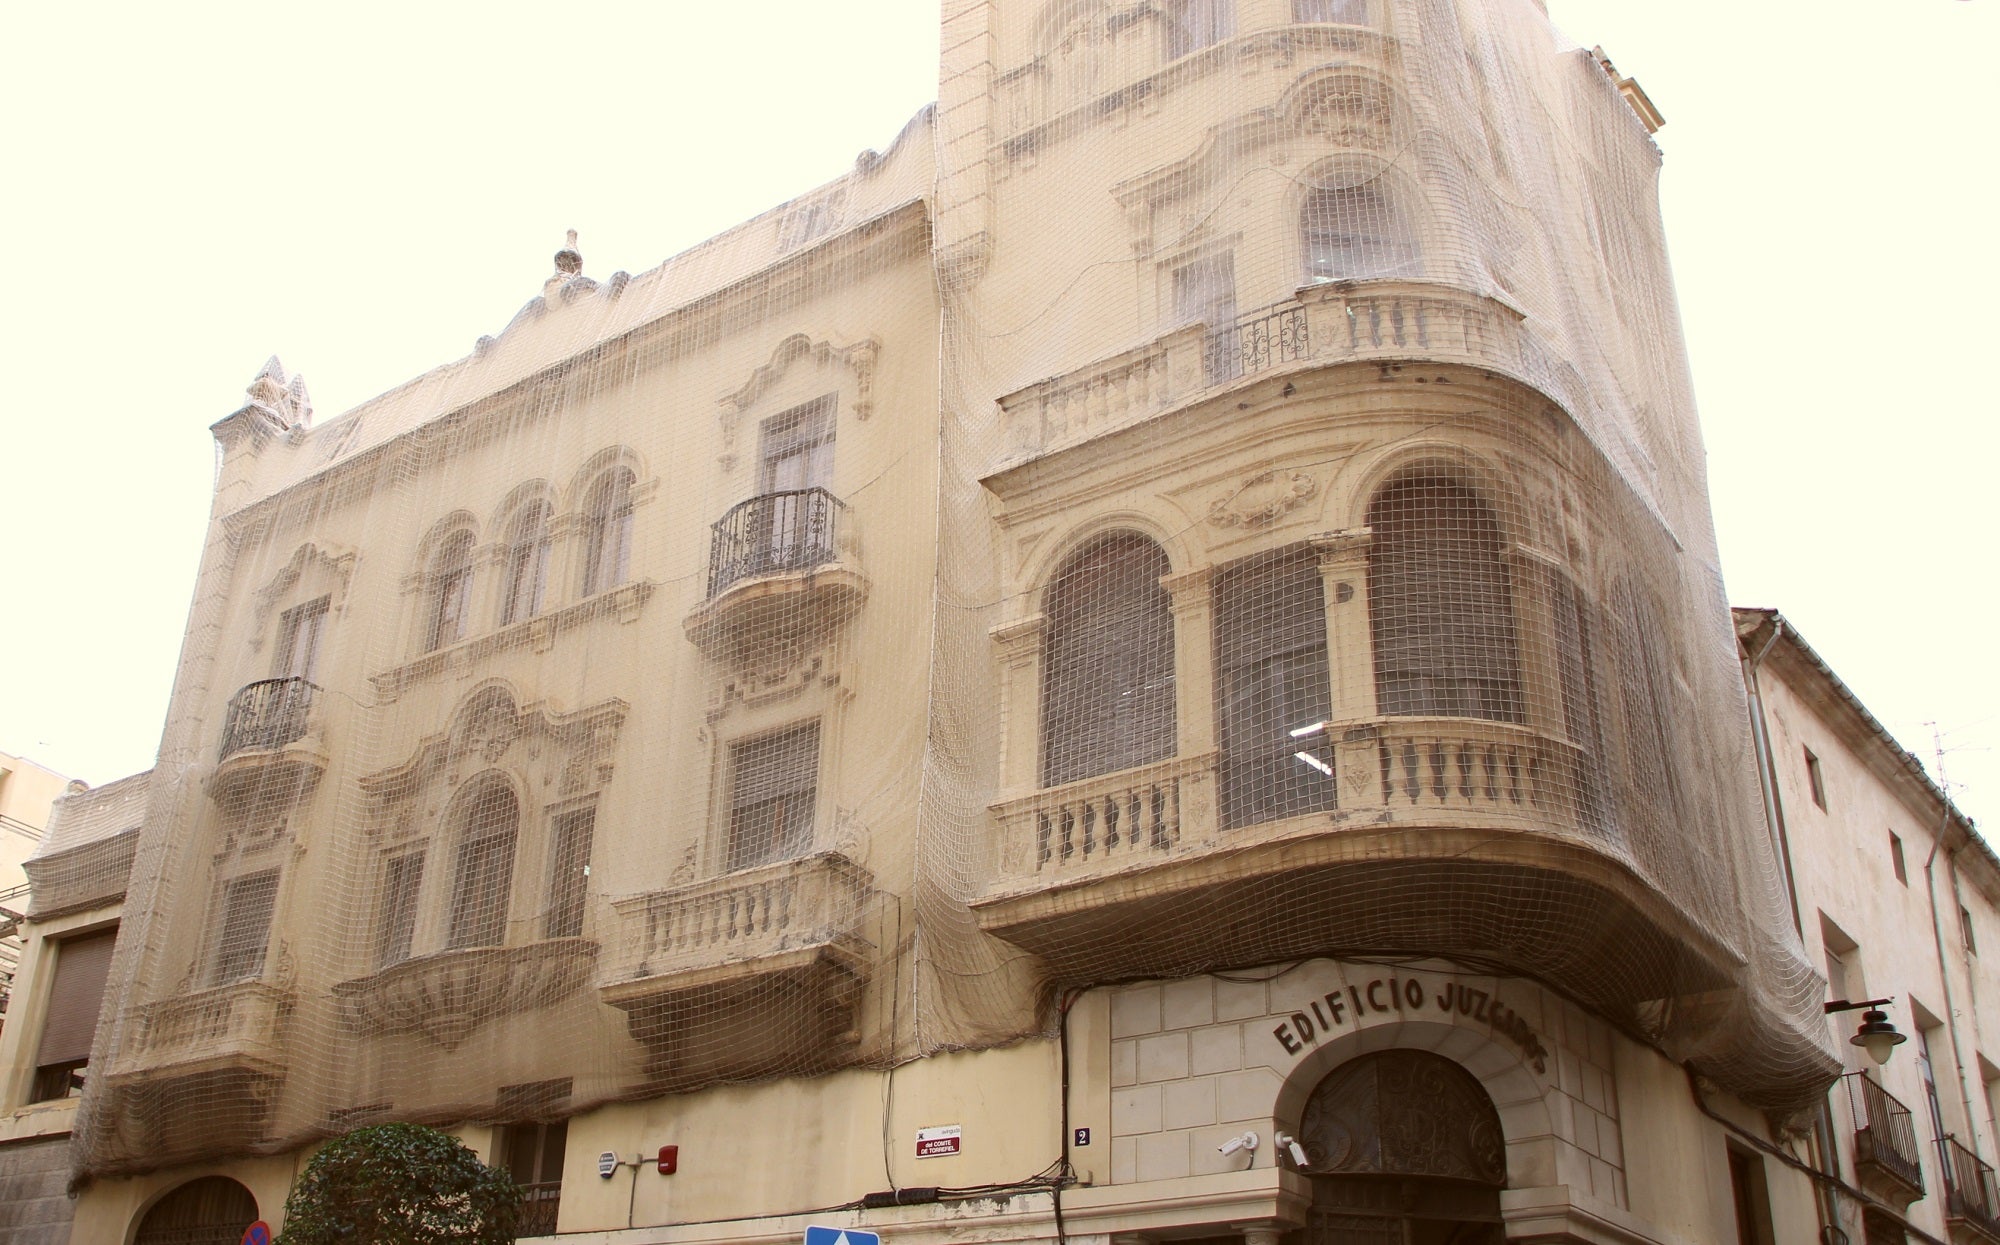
[1207, 470, 1318, 529]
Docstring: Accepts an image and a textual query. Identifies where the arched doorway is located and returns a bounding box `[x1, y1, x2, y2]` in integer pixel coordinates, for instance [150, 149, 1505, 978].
[1293, 1050, 1507, 1244]
[133, 1176, 257, 1245]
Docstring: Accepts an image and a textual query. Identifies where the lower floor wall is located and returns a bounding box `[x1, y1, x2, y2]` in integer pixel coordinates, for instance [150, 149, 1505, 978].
[69, 957, 1862, 1244]
[0, 1133, 77, 1245]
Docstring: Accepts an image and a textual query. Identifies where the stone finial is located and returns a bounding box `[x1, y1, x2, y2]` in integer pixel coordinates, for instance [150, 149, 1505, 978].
[555, 229, 582, 275]
[545, 229, 591, 301]
[245, 356, 313, 428]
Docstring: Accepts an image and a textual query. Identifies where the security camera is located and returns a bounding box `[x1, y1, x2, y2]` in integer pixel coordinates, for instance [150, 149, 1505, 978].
[1275, 1131, 1309, 1167]
[1217, 1130, 1259, 1157]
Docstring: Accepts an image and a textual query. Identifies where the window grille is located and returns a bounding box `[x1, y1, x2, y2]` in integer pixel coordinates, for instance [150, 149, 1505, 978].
[210, 870, 280, 986]
[446, 783, 519, 950]
[729, 723, 820, 871]
[1367, 474, 1521, 722]
[1213, 547, 1335, 828]
[1041, 533, 1176, 787]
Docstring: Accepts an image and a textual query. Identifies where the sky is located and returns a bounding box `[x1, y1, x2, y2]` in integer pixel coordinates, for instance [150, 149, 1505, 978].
[1, 1, 1993, 831]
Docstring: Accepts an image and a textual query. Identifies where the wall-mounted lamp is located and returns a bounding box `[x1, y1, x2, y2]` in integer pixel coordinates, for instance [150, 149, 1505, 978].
[1824, 997, 1908, 1066]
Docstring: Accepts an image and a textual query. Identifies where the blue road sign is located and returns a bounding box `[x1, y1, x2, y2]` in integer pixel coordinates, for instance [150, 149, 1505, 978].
[806, 1226, 880, 1245]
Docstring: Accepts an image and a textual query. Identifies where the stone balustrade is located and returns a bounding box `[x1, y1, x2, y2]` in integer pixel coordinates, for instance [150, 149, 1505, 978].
[995, 281, 1533, 464]
[116, 981, 291, 1079]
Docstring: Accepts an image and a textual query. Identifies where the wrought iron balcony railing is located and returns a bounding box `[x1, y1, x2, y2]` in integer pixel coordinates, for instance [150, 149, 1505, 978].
[516, 1181, 561, 1237]
[1844, 1070, 1925, 1196]
[706, 487, 845, 599]
[1944, 1135, 2000, 1239]
[219, 677, 319, 761]
[1204, 301, 1311, 383]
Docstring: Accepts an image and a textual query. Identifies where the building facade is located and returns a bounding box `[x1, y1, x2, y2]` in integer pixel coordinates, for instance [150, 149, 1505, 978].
[30, 1, 1994, 1243]
[0, 773, 143, 1244]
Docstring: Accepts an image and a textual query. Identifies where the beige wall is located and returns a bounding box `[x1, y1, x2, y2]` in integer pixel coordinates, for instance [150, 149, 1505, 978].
[0, 750, 68, 896]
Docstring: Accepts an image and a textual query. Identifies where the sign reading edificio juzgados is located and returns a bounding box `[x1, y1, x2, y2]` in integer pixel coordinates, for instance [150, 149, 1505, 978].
[1268, 970, 1550, 1074]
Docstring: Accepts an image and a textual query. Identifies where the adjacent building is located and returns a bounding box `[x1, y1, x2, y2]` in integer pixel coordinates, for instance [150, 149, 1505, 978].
[16, 2, 1993, 1243]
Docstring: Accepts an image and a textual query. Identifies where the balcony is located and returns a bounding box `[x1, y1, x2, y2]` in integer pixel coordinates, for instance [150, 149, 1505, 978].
[972, 717, 1737, 1011]
[208, 677, 328, 807]
[599, 853, 872, 1087]
[994, 281, 1541, 467]
[1846, 1070, 1925, 1203]
[684, 488, 866, 656]
[332, 937, 599, 1051]
[97, 981, 292, 1165]
[1944, 1136, 2000, 1244]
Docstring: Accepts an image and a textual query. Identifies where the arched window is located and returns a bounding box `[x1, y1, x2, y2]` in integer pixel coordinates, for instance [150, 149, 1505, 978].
[1367, 473, 1521, 722]
[501, 500, 552, 625]
[135, 1177, 258, 1245]
[424, 529, 476, 652]
[581, 468, 635, 597]
[446, 777, 519, 949]
[1301, 170, 1420, 282]
[1040, 534, 1176, 788]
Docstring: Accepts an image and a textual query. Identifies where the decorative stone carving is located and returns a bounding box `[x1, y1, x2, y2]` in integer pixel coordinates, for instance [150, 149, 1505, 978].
[244, 356, 313, 429]
[715, 335, 881, 466]
[332, 938, 600, 1050]
[1207, 470, 1318, 528]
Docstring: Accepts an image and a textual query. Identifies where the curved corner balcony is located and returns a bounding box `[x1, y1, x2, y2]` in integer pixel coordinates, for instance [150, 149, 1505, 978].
[599, 852, 873, 1088]
[683, 488, 867, 655]
[331, 937, 599, 1051]
[992, 280, 1557, 468]
[972, 716, 1740, 1019]
[207, 676, 328, 807]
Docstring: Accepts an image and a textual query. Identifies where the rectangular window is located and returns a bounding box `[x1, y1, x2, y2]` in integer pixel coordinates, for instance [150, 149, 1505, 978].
[1963, 906, 1979, 956]
[447, 832, 516, 950]
[545, 807, 597, 940]
[275, 595, 330, 682]
[31, 925, 117, 1102]
[210, 870, 280, 985]
[1173, 253, 1239, 383]
[1213, 548, 1335, 829]
[1164, 0, 1235, 59]
[728, 723, 820, 871]
[1890, 832, 1908, 886]
[1294, 0, 1367, 21]
[375, 851, 425, 968]
[1726, 1144, 1776, 1245]
[1805, 747, 1827, 809]
[758, 398, 837, 495]
[498, 1079, 572, 1238]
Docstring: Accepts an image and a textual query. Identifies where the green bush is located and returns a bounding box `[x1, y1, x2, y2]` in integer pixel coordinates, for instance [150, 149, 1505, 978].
[277, 1122, 523, 1244]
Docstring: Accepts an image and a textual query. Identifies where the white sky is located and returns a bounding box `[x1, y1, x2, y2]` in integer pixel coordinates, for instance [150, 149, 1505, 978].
[1, 1, 1993, 832]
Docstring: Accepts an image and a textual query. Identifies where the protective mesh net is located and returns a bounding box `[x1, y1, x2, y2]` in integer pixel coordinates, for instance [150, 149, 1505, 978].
[74, 0, 1834, 1182]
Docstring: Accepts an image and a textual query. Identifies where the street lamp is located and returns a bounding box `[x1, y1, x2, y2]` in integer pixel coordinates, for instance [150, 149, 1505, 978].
[1824, 997, 1907, 1066]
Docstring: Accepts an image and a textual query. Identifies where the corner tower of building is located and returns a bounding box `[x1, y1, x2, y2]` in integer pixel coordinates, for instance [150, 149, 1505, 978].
[929, 0, 1834, 1111]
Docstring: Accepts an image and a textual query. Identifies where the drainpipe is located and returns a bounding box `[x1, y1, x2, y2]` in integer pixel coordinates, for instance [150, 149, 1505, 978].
[1924, 826, 1984, 1163]
[1944, 853, 1995, 1151]
[1740, 617, 1801, 935]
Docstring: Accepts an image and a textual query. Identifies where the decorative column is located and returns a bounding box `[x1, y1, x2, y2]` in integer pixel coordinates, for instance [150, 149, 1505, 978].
[1313, 528, 1383, 813]
[1160, 565, 1217, 757]
[1311, 527, 1376, 724]
[1502, 543, 1566, 737]
[990, 614, 1048, 795]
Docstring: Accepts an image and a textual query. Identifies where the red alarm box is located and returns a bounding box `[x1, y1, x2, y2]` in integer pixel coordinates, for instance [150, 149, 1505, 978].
[658, 1145, 679, 1175]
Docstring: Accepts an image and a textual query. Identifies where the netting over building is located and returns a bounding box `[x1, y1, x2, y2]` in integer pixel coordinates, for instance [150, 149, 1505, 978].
[73, 0, 1834, 1184]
